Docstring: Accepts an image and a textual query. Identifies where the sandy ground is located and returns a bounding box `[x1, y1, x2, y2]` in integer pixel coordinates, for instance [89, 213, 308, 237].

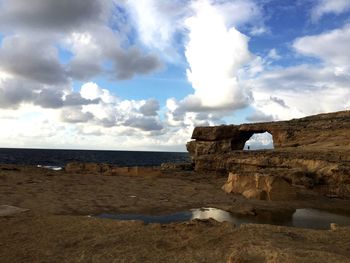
[1, 164, 350, 262]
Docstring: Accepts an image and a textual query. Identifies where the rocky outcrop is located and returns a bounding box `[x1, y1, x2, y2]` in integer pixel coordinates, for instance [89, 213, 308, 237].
[65, 162, 163, 177]
[222, 173, 298, 201]
[160, 162, 194, 171]
[187, 110, 350, 199]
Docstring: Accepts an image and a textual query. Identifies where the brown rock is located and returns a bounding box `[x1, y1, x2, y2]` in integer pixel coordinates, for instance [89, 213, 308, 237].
[242, 189, 267, 200]
[160, 162, 194, 171]
[65, 162, 111, 174]
[222, 172, 297, 201]
[191, 125, 241, 141]
[106, 166, 162, 177]
[65, 162, 163, 177]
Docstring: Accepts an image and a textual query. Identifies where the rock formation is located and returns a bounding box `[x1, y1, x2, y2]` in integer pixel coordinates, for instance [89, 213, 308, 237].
[187, 110, 350, 199]
[222, 173, 298, 201]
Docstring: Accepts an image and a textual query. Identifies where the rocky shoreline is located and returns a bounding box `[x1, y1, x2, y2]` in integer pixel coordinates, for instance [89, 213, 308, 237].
[1, 110, 350, 262]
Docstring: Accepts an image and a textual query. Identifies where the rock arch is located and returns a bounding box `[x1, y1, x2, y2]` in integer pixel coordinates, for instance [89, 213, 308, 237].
[187, 124, 289, 158]
[244, 132, 274, 150]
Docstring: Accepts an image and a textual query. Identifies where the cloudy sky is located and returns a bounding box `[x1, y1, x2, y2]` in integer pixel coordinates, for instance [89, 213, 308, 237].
[0, 0, 349, 151]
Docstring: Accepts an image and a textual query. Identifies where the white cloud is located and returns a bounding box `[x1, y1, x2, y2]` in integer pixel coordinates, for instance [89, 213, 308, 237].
[214, 0, 263, 28]
[0, 81, 171, 150]
[240, 23, 350, 122]
[80, 82, 117, 103]
[311, 0, 350, 22]
[183, 0, 252, 110]
[0, 34, 67, 85]
[294, 23, 350, 74]
[123, 0, 263, 60]
[122, 0, 187, 59]
[76, 82, 164, 131]
[163, 0, 260, 132]
[244, 64, 350, 121]
[249, 26, 268, 36]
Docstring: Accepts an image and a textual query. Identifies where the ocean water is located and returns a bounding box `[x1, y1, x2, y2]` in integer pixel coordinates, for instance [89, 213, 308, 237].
[0, 148, 190, 168]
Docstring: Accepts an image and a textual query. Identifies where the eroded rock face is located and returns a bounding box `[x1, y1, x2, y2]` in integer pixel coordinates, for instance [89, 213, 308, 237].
[188, 110, 350, 199]
[222, 173, 298, 201]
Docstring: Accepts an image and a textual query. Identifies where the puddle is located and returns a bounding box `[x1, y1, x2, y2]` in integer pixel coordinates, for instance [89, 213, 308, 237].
[94, 208, 350, 229]
[291, 209, 350, 229]
[37, 165, 63, 171]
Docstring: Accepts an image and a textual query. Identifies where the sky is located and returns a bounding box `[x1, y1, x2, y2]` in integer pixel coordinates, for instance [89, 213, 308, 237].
[0, 0, 349, 151]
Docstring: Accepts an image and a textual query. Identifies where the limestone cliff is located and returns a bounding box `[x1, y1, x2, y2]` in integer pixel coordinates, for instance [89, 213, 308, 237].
[187, 110, 350, 199]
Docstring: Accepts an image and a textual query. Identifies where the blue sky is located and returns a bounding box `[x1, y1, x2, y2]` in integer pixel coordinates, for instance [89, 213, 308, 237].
[0, 0, 349, 151]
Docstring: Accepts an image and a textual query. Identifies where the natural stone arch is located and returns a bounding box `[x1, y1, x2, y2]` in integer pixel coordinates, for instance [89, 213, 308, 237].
[243, 131, 274, 150]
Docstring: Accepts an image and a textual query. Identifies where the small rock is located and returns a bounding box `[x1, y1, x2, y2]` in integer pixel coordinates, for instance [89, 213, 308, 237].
[0, 205, 29, 217]
[330, 223, 338, 231]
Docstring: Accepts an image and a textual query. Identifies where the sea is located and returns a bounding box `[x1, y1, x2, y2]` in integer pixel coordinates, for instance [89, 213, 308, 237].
[0, 148, 190, 169]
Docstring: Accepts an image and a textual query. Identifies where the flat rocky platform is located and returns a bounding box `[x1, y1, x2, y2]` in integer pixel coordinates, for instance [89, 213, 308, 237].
[1, 164, 350, 262]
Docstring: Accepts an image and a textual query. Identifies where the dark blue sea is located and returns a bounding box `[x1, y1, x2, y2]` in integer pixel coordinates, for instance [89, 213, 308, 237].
[0, 148, 190, 168]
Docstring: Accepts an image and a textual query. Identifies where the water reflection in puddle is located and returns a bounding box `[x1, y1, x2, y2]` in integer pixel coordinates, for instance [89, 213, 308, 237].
[94, 207, 350, 229]
[292, 209, 350, 229]
[37, 165, 62, 171]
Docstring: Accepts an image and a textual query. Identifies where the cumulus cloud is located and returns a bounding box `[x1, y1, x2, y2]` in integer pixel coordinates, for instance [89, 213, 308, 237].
[293, 24, 350, 73]
[63, 26, 162, 81]
[0, 78, 36, 109]
[244, 64, 350, 120]
[311, 0, 350, 22]
[270, 96, 289, 109]
[123, 0, 263, 60]
[61, 82, 164, 132]
[0, 0, 163, 114]
[0, 0, 163, 83]
[240, 23, 350, 122]
[112, 47, 162, 80]
[123, 0, 187, 56]
[214, 0, 263, 28]
[0, 76, 99, 109]
[0, 0, 112, 32]
[61, 106, 94, 123]
[246, 111, 274, 123]
[184, 0, 251, 110]
[0, 35, 67, 85]
[165, 0, 253, 129]
[123, 116, 163, 131]
[139, 99, 159, 116]
[64, 32, 103, 81]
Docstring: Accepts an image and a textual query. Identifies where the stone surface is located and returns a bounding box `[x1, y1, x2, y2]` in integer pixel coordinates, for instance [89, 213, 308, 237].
[222, 173, 297, 201]
[160, 162, 194, 171]
[65, 162, 112, 174]
[65, 162, 163, 177]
